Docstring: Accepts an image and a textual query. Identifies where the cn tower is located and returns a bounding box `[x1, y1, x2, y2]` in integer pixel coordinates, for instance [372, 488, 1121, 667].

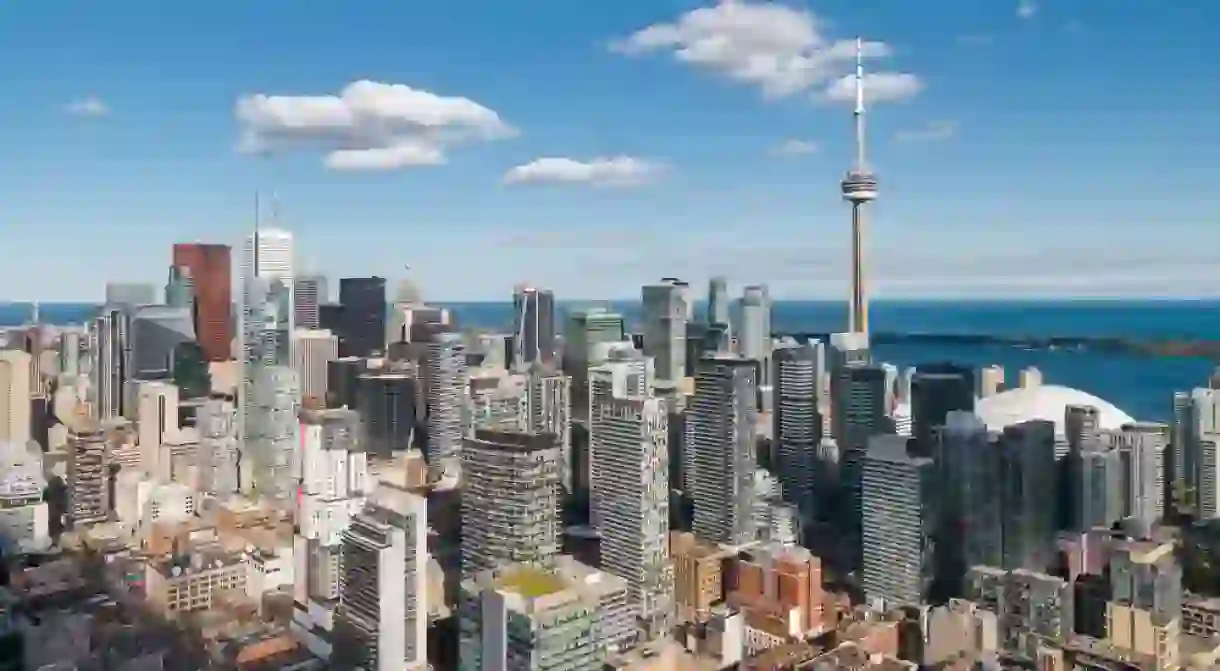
[841, 37, 878, 337]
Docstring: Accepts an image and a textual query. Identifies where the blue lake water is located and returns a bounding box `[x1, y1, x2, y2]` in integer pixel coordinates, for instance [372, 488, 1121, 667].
[3, 299, 1216, 423]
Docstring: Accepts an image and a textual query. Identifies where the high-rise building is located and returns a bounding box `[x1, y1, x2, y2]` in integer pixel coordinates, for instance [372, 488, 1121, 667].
[772, 343, 823, 518]
[966, 566, 1073, 663]
[239, 227, 294, 492]
[333, 487, 428, 671]
[524, 363, 572, 496]
[939, 412, 1003, 585]
[1110, 422, 1170, 528]
[293, 328, 339, 404]
[689, 355, 758, 547]
[588, 348, 654, 526]
[999, 420, 1058, 572]
[424, 332, 466, 479]
[909, 363, 975, 454]
[0, 350, 32, 448]
[459, 558, 630, 670]
[89, 307, 127, 419]
[357, 371, 417, 457]
[135, 380, 179, 482]
[642, 279, 691, 383]
[104, 282, 157, 307]
[68, 423, 110, 526]
[736, 285, 772, 385]
[164, 265, 194, 311]
[707, 275, 730, 328]
[512, 284, 556, 368]
[172, 243, 232, 362]
[861, 434, 935, 609]
[129, 306, 195, 380]
[563, 307, 626, 422]
[338, 277, 387, 358]
[460, 429, 561, 577]
[590, 391, 671, 639]
[247, 366, 300, 501]
[60, 331, 81, 379]
[1107, 541, 1182, 669]
[196, 394, 239, 496]
[0, 440, 49, 552]
[294, 274, 327, 330]
[1180, 388, 1220, 519]
[828, 332, 880, 450]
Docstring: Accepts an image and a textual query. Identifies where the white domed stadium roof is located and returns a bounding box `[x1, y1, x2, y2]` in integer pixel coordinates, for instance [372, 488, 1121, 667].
[975, 384, 1134, 436]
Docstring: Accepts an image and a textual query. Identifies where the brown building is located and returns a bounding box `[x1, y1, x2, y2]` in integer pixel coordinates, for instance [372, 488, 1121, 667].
[727, 543, 827, 639]
[671, 532, 730, 624]
[173, 242, 232, 362]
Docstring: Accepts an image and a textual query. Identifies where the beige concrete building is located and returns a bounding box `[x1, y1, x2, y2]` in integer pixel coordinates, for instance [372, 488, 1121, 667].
[0, 349, 32, 447]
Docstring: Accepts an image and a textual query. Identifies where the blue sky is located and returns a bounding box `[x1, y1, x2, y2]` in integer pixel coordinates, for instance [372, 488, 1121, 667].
[0, 0, 1217, 302]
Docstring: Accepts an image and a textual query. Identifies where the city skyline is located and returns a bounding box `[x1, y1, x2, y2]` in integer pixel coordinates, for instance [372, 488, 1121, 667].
[0, 1, 1218, 301]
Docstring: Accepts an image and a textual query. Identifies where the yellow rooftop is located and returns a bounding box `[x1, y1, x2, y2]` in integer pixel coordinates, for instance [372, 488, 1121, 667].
[496, 565, 567, 599]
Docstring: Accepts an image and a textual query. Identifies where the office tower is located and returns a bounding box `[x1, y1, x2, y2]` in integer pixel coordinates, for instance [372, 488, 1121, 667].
[511, 284, 556, 369]
[827, 332, 872, 447]
[196, 394, 239, 496]
[999, 420, 1058, 572]
[89, 307, 127, 419]
[460, 558, 630, 670]
[326, 357, 367, 410]
[938, 413, 1002, 587]
[976, 365, 1005, 398]
[104, 282, 157, 307]
[689, 355, 758, 547]
[357, 371, 417, 457]
[840, 39, 878, 336]
[468, 368, 527, 433]
[909, 363, 975, 454]
[239, 227, 294, 488]
[293, 328, 339, 404]
[1070, 448, 1123, 532]
[164, 265, 194, 311]
[333, 487, 428, 671]
[524, 363, 572, 495]
[424, 332, 466, 479]
[0, 351, 31, 448]
[0, 440, 49, 551]
[1111, 422, 1170, 527]
[294, 274, 327, 330]
[460, 429, 561, 577]
[60, 331, 81, 379]
[590, 391, 671, 639]
[1171, 391, 1193, 507]
[642, 278, 691, 382]
[68, 423, 109, 526]
[563, 307, 626, 421]
[772, 342, 823, 518]
[966, 566, 1073, 662]
[173, 243, 233, 362]
[247, 366, 300, 501]
[1182, 388, 1220, 519]
[135, 381, 179, 482]
[129, 305, 195, 380]
[736, 285, 772, 381]
[338, 277, 387, 358]
[707, 275, 729, 328]
[1107, 542, 1182, 669]
[861, 434, 935, 609]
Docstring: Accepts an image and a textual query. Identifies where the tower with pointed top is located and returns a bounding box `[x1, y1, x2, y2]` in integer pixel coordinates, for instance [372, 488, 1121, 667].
[841, 37, 878, 337]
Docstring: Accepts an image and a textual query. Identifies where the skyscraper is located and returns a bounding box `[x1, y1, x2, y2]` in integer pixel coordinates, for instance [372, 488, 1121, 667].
[772, 343, 823, 518]
[293, 328, 339, 404]
[1000, 420, 1058, 571]
[88, 307, 127, 420]
[0, 350, 32, 448]
[689, 355, 758, 546]
[294, 274, 327, 330]
[861, 434, 935, 609]
[563, 307, 626, 423]
[642, 279, 691, 383]
[164, 265, 194, 311]
[172, 243, 232, 362]
[707, 275, 729, 328]
[338, 277, 387, 358]
[589, 348, 655, 523]
[512, 284, 556, 368]
[840, 38, 878, 337]
[909, 363, 975, 454]
[424, 332, 467, 480]
[196, 394, 239, 496]
[357, 371, 417, 457]
[129, 305, 195, 380]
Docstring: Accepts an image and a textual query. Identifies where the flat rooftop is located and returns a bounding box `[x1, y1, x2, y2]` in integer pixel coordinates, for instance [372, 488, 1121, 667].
[496, 565, 567, 599]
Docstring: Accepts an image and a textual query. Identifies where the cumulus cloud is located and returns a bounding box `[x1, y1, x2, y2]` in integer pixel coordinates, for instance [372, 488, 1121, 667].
[609, 0, 919, 103]
[503, 157, 661, 187]
[65, 96, 109, 117]
[822, 72, 923, 105]
[1017, 0, 1037, 20]
[895, 120, 957, 143]
[234, 80, 515, 171]
[771, 139, 819, 156]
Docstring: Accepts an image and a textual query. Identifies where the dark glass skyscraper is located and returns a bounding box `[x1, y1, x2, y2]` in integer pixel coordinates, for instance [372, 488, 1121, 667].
[338, 277, 387, 358]
[910, 363, 975, 455]
[511, 285, 555, 369]
[294, 274, 327, 329]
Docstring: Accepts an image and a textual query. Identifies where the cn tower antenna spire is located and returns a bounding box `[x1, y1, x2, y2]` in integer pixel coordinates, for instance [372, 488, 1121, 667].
[854, 36, 867, 170]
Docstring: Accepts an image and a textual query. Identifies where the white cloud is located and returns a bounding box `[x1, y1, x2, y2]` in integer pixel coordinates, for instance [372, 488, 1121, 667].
[609, 0, 918, 103]
[65, 96, 109, 117]
[822, 72, 923, 105]
[895, 120, 957, 143]
[770, 139, 819, 156]
[234, 80, 515, 171]
[1018, 0, 1037, 20]
[503, 157, 662, 187]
